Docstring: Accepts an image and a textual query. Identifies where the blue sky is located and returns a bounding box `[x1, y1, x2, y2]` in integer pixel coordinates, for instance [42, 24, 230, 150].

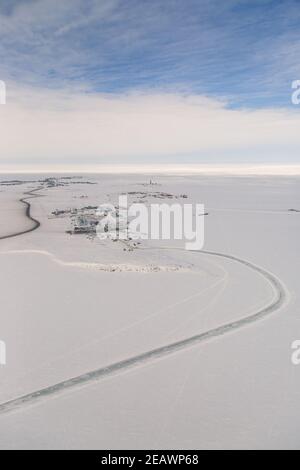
[1, 0, 299, 108]
[0, 0, 300, 167]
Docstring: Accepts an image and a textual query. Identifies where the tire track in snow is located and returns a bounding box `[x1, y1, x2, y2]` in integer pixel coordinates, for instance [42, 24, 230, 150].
[0, 187, 42, 240]
[0, 247, 288, 415]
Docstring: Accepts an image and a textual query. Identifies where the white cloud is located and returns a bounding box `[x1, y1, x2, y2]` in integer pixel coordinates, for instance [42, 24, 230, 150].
[0, 84, 299, 169]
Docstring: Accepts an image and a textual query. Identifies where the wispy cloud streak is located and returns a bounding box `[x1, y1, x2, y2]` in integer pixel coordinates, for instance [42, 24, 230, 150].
[0, 0, 300, 106]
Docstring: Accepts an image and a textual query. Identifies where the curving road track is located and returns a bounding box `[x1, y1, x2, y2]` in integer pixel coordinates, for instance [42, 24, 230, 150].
[0, 189, 289, 414]
[0, 187, 43, 240]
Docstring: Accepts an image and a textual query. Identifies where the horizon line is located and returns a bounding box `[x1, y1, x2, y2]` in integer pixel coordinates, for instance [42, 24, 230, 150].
[0, 163, 300, 176]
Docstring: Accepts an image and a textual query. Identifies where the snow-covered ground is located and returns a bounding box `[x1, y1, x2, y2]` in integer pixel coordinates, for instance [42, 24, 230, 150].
[0, 173, 299, 449]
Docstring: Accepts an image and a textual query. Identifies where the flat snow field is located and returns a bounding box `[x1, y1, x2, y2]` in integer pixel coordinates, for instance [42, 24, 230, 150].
[0, 173, 299, 449]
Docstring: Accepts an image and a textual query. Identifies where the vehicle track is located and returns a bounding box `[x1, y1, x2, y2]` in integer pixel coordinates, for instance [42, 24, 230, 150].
[0, 187, 43, 240]
[0, 242, 288, 415]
